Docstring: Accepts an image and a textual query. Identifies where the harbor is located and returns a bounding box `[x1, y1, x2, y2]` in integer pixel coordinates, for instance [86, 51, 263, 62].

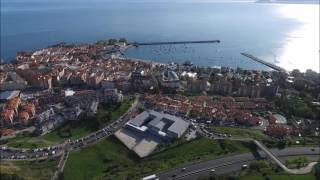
[241, 52, 286, 72]
[130, 40, 220, 47]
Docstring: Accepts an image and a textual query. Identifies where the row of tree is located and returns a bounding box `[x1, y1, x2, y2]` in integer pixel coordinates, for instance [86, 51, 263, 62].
[96, 38, 128, 46]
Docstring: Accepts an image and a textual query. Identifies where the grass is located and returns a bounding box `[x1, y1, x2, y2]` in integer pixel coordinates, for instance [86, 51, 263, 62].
[6, 118, 100, 149]
[240, 173, 316, 180]
[229, 161, 318, 180]
[0, 158, 59, 180]
[237, 168, 317, 180]
[208, 126, 268, 140]
[96, 96, 134, 124]
[64, 136, 252, 180]
[4, 97, 134, 149]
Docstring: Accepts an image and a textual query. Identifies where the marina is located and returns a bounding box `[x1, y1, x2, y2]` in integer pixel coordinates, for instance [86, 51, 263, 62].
[131, 40, 220, 47]
[241, 52, 286, 72]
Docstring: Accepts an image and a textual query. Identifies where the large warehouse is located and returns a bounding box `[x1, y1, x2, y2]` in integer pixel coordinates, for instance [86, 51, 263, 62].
[126, 110, 189, 140]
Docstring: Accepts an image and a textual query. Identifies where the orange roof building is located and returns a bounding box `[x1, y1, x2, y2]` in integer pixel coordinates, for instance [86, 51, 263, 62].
[18, 111, 30, 125]
[0, 128, 15, 136]
[22, 103, 36, 117]
[1, 109, 14, 125]
[5, 97, 21, 114]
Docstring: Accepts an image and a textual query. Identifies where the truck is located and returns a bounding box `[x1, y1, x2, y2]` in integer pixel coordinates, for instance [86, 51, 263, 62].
[142, 174, 159, 180]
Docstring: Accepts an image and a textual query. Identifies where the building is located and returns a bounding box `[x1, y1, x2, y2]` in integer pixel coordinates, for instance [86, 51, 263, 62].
[210, 80, 232, 95]
[101, 79, 115, 89]
[0, 90, 20, 102]
[265, 125, 289, 137]
[36, 108, 65, 134]
[131, 69, 158, 92]
[270, 114, 287, 124]
[187, 78, 208, 93]
[18, 111, 30, 126]
[64, 90, 98, 117]
[87, 71, 105, 87]
[115, 110, 190, 158]
[5, 97, 21, 114]
[101, 88, 123, 104]
[160, 69, 180, 89]
[235, 85, 261, 98]
[16, 69, 52, 89]
[22, 103, 36, 118]
[1, 109, 14, 126]
[0, 72, 27, 91]
[126, 110, 189, 140]
[260, 85, 278, 97]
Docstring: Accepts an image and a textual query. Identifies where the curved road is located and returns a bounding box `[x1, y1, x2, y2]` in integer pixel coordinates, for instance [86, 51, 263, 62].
[157, 147, 320, 180]
[0, 95, 140, 160]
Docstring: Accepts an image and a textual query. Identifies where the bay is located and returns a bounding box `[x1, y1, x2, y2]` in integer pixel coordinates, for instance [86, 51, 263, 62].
[1, 1, 319, 71]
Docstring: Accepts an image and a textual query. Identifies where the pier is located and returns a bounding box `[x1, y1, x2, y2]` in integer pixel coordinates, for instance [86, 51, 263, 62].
[241, 52, 286, 72]
[131, 40, 220, 46]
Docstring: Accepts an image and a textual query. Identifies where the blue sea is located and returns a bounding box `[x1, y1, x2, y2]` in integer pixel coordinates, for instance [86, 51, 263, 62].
[1, 0, 319, 71]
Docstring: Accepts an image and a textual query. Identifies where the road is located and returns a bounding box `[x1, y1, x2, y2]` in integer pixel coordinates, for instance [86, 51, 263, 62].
[0, 95, 140, 160]
[253, 140, 318, 174]
[157, 147, 320, 180]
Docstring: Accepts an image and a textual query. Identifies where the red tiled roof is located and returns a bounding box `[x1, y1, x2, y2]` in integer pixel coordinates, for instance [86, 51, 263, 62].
[5, 97, 21, 110]
[1, 129, 15, 136]
[18, 111, 30, 123]
[1, 109, 14, 122]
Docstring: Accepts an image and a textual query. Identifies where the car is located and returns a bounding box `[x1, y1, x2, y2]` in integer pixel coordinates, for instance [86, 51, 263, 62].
[210, 169, 215, 173]
[181, 167, 186, 171]
[242, 164, 248, 169]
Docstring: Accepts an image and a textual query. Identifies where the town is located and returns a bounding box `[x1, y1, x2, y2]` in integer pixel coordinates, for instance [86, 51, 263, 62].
[0, 39, 319, 180]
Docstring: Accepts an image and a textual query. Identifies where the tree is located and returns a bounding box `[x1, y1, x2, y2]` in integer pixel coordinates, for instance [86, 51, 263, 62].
[315, 163, 320, 180]
[0, 173, 24, 180]
[286, 156, 309, 168]
[58, 172, 64, 180]
[277, 141, 286, 149]
[119, 38, 128, 44]
[249, 160, 269, 172]
[108, 39, 118, 45]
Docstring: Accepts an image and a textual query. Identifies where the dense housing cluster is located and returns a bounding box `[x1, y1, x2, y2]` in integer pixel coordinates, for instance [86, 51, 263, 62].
[1, 42, 319, 142]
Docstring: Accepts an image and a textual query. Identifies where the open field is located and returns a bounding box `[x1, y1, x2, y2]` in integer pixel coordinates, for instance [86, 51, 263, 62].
[239, 173, 316, 180]
[64, 136, 252, 180]
[238, 169, 317, 180]
[0, 158, 59, 180]
[208, 126, 268, 140]
[3, 97, 133, 149]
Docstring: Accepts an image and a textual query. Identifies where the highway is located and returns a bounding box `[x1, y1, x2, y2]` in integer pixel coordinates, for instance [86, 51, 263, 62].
[1, 97, 319, 180]
[157, 147, 320, 180]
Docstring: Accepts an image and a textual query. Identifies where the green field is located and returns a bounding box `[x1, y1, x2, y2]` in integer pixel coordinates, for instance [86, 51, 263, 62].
[208, 126, 268, 140]
[64, 136, 252, 180]
[4, 97, 134, 149]
[229, 160, 318, 180]
[5, 118, 100, 148]
[0, 158, 59, 180]
[238, 169, 317, 180]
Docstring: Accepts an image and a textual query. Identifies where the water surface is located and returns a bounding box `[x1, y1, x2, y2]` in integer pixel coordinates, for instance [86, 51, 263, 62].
[1, 1, 319, 71]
